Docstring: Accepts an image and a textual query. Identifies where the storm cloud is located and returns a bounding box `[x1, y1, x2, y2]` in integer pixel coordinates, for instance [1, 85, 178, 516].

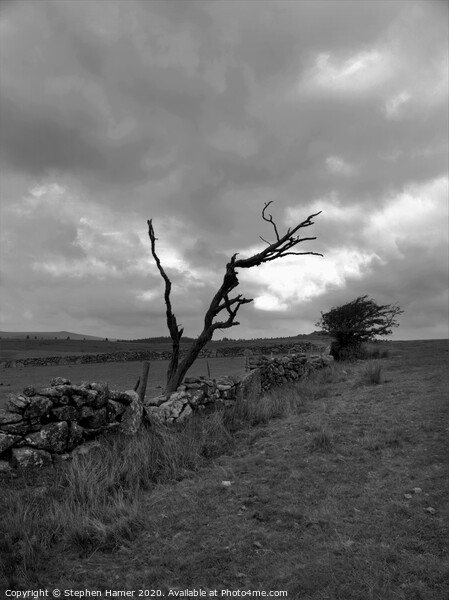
[0, 0, 447, 340]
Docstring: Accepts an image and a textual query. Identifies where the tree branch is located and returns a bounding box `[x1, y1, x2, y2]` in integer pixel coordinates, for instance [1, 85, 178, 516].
[147, 219, 184, 385]
[262, 201, 280, 241]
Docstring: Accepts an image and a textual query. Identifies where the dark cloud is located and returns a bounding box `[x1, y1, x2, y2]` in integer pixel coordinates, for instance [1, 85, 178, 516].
[0, 0, 447, 340]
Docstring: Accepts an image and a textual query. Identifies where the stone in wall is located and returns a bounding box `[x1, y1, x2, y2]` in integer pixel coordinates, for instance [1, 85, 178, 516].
[118, 391, 143, 435]
[24, 421, 69, 453]
[236, 368, 261, 403]
[11, 446, 53, 469]
[0, 432, 21, 453]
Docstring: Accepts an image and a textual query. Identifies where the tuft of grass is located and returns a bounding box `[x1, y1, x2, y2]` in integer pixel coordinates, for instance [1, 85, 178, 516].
[308, 428, 334, 453]
[360, 360, 383, 385]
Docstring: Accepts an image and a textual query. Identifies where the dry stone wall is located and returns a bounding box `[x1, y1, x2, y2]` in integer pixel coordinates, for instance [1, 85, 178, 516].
[0, 352, 332, 471]
[143, 353, 332, 426]
[0, 377, 143, 471]
[0, 342, 319, 369]
[249, 353, 333, 390]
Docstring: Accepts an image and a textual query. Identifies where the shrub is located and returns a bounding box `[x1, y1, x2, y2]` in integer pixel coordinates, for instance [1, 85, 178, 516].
[317, 295, 402, 361]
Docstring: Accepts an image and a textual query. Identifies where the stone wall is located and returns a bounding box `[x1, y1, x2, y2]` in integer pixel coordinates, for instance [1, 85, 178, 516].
[143, 352, 332, 426]
[0, 342, 320, 369]
[248, 353, 333, 390]
[0, 377, 142, 471]
[0, 352, 333, 471]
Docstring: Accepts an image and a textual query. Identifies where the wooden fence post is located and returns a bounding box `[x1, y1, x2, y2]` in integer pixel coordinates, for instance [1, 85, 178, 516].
[137, 361, 151, 403]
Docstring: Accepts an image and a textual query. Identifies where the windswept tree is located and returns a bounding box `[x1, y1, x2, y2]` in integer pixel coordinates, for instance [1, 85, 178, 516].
[316, 295, 403, 360]
[148, 202, 322, 392]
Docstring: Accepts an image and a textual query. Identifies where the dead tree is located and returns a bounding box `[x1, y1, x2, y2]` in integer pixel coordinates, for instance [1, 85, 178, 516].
[148, 202, 322, 392]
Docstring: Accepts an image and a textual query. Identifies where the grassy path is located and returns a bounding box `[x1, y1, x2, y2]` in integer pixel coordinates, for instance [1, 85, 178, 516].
[1, 340, 448, 598]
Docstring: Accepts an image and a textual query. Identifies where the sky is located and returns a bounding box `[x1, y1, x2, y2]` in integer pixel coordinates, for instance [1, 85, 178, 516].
[0, 0, 448, 341]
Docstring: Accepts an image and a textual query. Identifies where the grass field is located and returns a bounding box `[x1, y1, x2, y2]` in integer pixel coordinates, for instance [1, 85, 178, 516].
[1, 339, 448, 598]
[0, 335, 327, 362]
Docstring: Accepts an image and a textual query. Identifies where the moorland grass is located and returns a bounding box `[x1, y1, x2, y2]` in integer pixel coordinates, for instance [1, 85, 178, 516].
[1, 340, 448, 597]
[360, 360, 383, 385]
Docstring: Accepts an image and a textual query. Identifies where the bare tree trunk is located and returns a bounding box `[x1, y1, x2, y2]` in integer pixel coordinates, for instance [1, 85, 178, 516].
[148, 202, 322, 393]
[165, 330, 213, 392]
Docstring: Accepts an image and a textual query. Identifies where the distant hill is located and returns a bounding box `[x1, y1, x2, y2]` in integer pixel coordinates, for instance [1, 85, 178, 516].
[0, 331, 105, 341]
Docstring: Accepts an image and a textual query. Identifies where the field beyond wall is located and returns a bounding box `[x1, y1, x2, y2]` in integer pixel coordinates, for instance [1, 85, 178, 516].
[1, 339, 448, 598]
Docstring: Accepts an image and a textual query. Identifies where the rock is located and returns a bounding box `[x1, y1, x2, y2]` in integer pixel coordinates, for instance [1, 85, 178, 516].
[106, 399, 127, 421]
[35, 387, 63, 398]
[425, 507, 436, 515]
[23, 396, 53, 419]
[0, 417, 39, 435]
[82, 408, 108, 429]
[109, 390, 134, 405]
[69, 385, 90, 397]
[50, 406, 79, 422]
[0, 432, 21, 453]
[11, 446, 53, 468]
[217, 384, 232, 391]
[79, 405, 95, 421]
[86, 390, 99, 405]
[90, 382, 109, 408]
[119, 391, 143, 435]
[0, 408, 23, 425]
[71, 395, 87, 409]
[413, 487, 422, 494]
[177, 404, 192, 423]
[23, 386, 37, 397]
[0, 460, 13, 473]
[168, 391, 189, 403]
[67, 422, 84, 450]
[6, 394, 31, 413]
[50, 377, 71, 386]
[168, 398, 189, 420]
[144, 394, 169, 407]
[188, 390, 205, 407]
[25, 421, 69, 453]
[53, 385, 75, 397]
[144, 406, 165, 426]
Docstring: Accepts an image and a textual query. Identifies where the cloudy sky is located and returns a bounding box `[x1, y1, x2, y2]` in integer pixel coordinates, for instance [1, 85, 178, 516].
[0, 0, 448, 341]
